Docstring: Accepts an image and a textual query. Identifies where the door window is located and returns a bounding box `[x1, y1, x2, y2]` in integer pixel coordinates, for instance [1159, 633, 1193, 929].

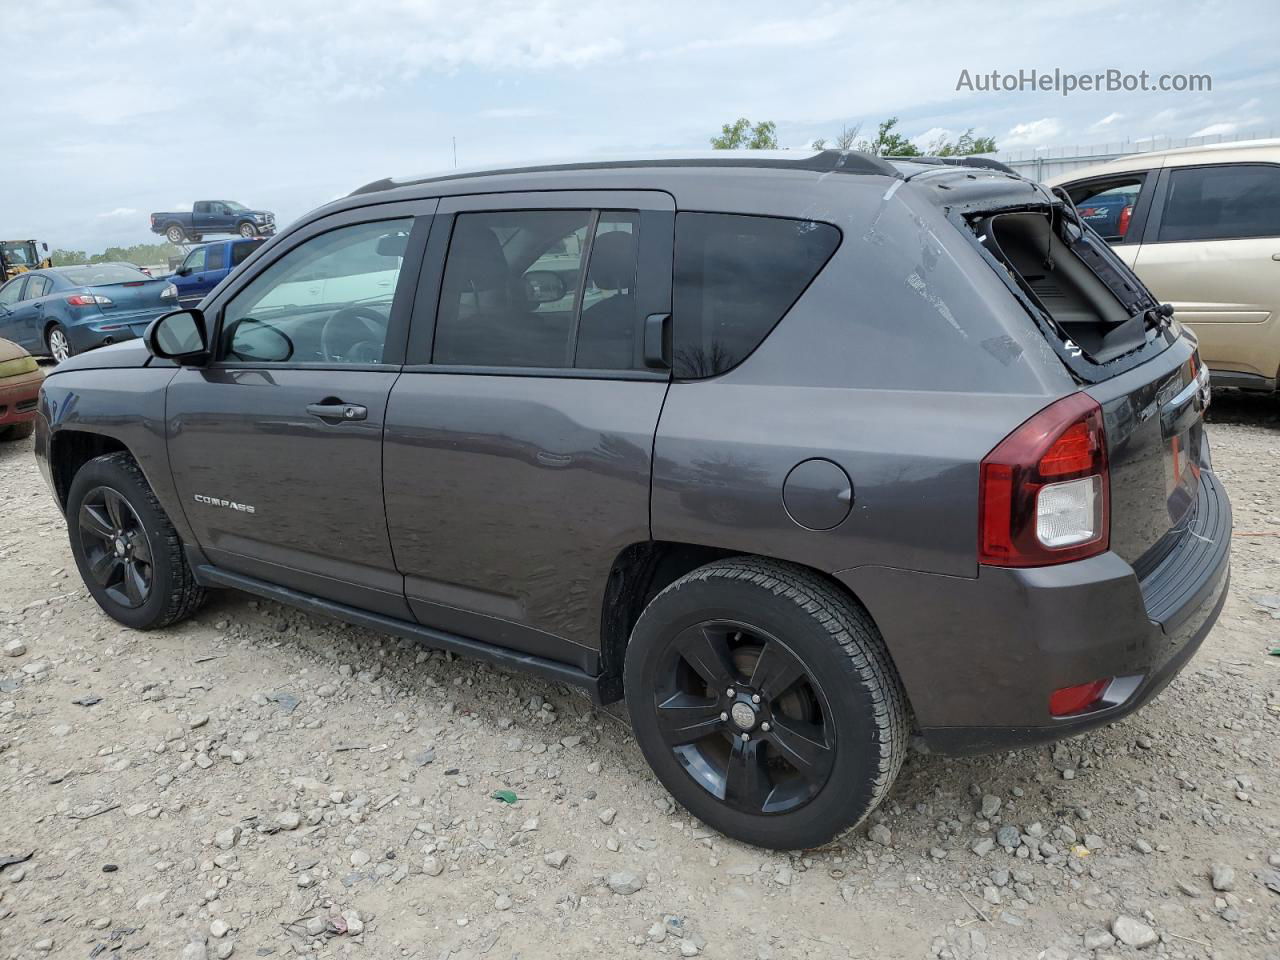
[24, 276, 51, 299]
[1159, 164, 1280, 242]
[433, 209, 643, 369]
[672, 213, 840, 379]
[182, 248, 207, 273]
[206, 245, 227, 271]
[0, 277, 25, 306]
[221, 218, 412, 365]
[231, 241, 259, 267]
[1066, 177, 1144, 242]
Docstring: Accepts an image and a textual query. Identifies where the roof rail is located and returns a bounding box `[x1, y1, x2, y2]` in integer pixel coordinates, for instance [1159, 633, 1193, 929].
[350, 149, 902, 196]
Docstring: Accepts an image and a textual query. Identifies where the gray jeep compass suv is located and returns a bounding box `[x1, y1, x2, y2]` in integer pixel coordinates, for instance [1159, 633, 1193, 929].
[34, 151, 1230, 850]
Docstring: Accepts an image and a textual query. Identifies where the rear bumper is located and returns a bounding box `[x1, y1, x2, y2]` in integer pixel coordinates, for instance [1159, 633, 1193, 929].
[68, 312, 167, 353]
[0, 369, 44, 427]
[837, 468, 1232, 755]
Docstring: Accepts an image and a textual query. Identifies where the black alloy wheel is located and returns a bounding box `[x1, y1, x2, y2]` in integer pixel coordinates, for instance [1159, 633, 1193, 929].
[654, 620, 834, 815]
[77, 485, 153, 609]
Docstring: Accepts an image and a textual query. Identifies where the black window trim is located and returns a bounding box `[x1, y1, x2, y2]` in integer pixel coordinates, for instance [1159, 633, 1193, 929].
[201, 198, 438, 372]
[1144, 161, 1280, 245]
[401, 189, 675, 379]
[1060, 171, 1154, 246]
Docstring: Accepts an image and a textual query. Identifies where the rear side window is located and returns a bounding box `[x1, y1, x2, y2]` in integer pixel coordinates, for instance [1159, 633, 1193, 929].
[231, 241, 258, 267]
[1159, 164, 1280, 242]
[206, 245, 227, 271]
[25, 276, 51, 298]
[673, 213, 840, 379]
[433, 209, 643, 370]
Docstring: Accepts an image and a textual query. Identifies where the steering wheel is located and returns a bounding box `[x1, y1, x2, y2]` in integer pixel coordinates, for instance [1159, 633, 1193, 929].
[320, 306, 388, 363]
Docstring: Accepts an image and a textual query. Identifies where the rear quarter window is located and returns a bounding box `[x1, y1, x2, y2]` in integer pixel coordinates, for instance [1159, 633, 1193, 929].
[673, 213, 840, 379]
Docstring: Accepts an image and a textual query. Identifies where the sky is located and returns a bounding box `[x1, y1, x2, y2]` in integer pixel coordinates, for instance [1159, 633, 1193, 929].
[9, 0, 1278, 254]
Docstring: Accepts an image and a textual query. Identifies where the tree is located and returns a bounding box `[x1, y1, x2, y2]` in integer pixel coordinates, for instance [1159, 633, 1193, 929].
[927, 127, 998, 156]
[711, 118, 779, 150]
[50, 242, 182, 267]
[811, 123, 862, 151]
[866, 117, 920, 157]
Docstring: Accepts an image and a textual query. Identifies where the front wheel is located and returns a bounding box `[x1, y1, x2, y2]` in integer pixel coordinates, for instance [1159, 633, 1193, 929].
[47, 324, 73, 363]
[67, 452, 205, 630]
[165, 224, 187, 244]
[624, 558, 908, 850]
[237, 221, 258, 238]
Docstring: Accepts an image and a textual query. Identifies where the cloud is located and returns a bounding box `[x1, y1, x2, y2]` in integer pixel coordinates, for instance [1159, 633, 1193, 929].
[479, 107, 549, 119]
[1191, 121, 1239, 137]
[96, 208, 137, 219]
[1001, 118, 1063, 149]
[1089, 112, 1123, 132]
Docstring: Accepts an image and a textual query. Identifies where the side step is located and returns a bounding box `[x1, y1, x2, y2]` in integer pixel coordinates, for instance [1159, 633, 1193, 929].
[194, 565, 622, 705]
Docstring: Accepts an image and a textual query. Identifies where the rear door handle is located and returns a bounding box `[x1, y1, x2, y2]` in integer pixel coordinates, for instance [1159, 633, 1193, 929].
[306, 401, 367, 423]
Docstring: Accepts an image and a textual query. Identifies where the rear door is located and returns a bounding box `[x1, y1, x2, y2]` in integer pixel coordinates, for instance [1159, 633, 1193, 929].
[1133, 162, 1280, 383]
[165, 199, 437, 617]
[13, 274, 52, 349]
[383, 190, 674, 670]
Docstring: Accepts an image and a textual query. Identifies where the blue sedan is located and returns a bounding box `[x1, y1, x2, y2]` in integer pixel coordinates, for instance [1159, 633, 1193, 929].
[0, 264, 178, 363]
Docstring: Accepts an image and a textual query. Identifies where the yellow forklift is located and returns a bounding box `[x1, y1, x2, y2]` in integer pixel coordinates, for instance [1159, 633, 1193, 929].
[0, 240, 52, 282]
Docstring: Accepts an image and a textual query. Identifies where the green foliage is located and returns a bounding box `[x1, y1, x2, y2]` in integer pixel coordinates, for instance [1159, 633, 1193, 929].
[927, 128, 998, 156]
[51, 242, 182, 268]
[866, 117, 920, 157]
[711, 118, 779, 150]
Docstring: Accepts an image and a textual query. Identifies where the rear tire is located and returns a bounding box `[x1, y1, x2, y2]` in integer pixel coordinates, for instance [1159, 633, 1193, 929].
[624, 557, 908, 850]
[47, 324, 73, 363]
[0, 422, 35, 441]
[67, 451, 205, 630]
[165, 224, 187, 244]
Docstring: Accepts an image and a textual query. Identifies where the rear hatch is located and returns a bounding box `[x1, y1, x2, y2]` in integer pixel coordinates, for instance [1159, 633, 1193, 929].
[955, 178, 1210, 570]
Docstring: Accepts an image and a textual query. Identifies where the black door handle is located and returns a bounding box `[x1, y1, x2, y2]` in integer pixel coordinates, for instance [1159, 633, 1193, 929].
[643, 313, 672, 370]
[306, 400, 367, 423]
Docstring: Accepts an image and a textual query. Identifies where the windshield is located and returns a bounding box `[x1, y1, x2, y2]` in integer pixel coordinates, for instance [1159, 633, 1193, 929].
[223, 201, 248, 212]
[1, 242, 34, 265]
[59, 264, 150, 286]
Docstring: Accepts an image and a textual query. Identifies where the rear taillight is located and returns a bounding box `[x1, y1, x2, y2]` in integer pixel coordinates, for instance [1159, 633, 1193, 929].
[1117, 204, 1133, 238]
[1049, 678, 1112, 717]
[66, 294, 113, 307]
[979, 392, 1109, 567]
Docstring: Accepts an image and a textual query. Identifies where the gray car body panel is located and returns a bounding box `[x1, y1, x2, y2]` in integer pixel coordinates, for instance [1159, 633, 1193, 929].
[33, 153, 1230, 751]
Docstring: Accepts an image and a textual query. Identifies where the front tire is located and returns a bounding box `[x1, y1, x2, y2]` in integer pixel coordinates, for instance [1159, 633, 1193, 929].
[237, 221, 258, 238]
[624, 558, 908, 850]
[165, 224, 187, 244]
[47, 324, 73, 363]
[67, 452, 205, 630]
[0, 422, 35, 441]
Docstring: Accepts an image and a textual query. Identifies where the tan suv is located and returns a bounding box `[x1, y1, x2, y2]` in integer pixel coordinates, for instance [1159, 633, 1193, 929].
[1051, 140, 1280, 392]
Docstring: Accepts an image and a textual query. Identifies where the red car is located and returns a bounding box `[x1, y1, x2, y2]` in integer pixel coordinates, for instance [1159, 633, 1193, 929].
[0, 337, 44, 440]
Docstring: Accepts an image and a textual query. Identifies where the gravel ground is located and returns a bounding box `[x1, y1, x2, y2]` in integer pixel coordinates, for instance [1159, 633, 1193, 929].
[0, 391, 1277, 960]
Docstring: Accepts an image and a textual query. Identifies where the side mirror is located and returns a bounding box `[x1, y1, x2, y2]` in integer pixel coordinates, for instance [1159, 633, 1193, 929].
[175, 267, 191, 277]
[41, 243, 49, 253]
[146, 308, 209, 364]
[523, 270, 566, 304]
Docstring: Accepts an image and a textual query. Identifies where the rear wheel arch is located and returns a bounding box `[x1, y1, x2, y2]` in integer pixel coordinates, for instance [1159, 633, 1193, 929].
[598, 542, 911, 714]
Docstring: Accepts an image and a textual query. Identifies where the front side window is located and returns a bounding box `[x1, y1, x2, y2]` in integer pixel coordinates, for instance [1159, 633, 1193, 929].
[1067, 177, 1144, 242]
[0, 277, 25, 306]
[1159, 164, 1280, 242]
[433, 209, 642, 369]
[182, 248, 207, 274]
[673, 213, 840, 379]
[221, 218, 412, 365]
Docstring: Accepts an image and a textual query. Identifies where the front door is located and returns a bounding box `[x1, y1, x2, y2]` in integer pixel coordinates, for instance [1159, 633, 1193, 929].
[383, 191, 674, 671]
[1133, 162, 1280, 382]
[165, 202, 436, 617]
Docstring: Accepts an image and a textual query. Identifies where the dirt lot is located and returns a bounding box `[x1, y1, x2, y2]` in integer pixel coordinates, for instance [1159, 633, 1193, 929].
[1, 393, 1278, 960]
